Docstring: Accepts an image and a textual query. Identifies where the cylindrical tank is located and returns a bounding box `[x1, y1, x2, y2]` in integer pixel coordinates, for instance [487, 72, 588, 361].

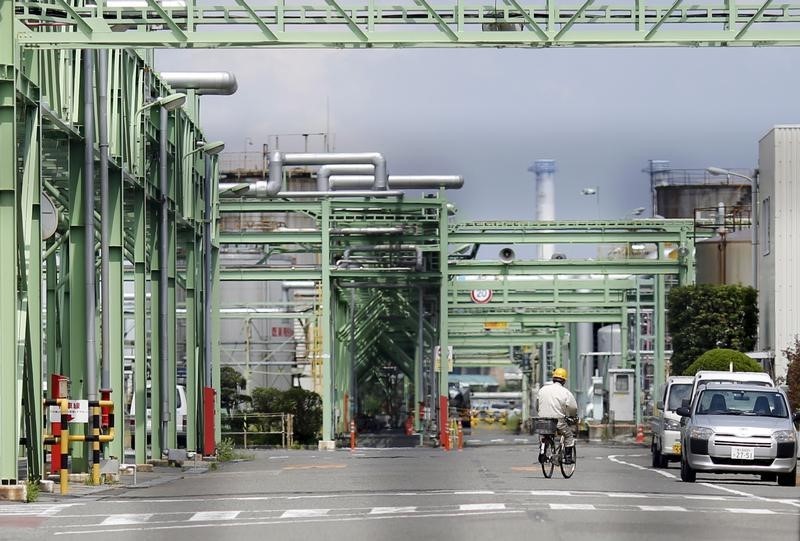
[597, 325, 622, 372]
[656, 185, 750, 219]
[695, 229, 753, 286]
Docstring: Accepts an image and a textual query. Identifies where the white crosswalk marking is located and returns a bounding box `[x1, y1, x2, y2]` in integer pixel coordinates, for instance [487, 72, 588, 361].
[550, 504, 596, 510]
[459, 503, 506, 511]
[189, 511, 240, 521]
[369, 507, 417, 514]
[639, 506, 688, 512]
[281, 509, 330, 518]
[100, 513, 153, 525]
[725, 508, 776, 514]
[0, 504, 74, 516]
[608, 493, 649, 499]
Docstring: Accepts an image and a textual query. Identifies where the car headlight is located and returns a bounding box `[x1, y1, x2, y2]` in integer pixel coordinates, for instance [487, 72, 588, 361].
[664, 419, 681, 431]
[689, 426, 713, 440]
[774, 430, 797, 443]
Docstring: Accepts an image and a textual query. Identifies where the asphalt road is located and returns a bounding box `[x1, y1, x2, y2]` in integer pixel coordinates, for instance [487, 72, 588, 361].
[1, 443, 798, 541]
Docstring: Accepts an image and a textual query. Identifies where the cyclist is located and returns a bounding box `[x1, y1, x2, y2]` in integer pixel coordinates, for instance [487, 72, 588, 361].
[535, 367, 578, 464]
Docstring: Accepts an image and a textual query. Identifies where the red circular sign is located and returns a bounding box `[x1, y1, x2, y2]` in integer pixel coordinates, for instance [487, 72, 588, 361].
[470, 289, 493, 304]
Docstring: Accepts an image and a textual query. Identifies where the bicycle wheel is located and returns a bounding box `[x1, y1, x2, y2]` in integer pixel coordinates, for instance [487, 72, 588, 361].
[560, 440, 576, 479]
[541, 437, 555, 478]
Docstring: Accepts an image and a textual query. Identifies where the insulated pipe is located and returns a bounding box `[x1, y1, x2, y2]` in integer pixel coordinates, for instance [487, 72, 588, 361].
[316, 164, 374, 190]
[273, 190, 403, 199]
[159, 106, 170, 448]
[98, 49, 110, 392]
[267, 151, 388, 195]
[217, 182, 403, 199]
[329, 175, 465, 190]
[159, 72, 238, 95]
[83, 49, 98, 402]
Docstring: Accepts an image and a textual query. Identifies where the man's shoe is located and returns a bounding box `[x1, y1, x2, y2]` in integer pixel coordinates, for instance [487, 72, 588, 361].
[563, 446, 575, 464]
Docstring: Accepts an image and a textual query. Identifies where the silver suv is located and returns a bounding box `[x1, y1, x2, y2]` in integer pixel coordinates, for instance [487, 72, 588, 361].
[676, 383, 798, 486]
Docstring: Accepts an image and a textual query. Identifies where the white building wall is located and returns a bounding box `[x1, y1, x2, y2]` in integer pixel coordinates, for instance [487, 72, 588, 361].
[758, 126, 800, 380]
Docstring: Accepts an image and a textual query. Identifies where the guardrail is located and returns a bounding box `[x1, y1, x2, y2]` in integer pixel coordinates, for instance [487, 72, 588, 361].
[221, 413, 294, 449]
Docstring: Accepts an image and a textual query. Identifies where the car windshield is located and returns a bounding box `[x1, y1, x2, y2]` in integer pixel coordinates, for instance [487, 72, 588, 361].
[667, 383, 692, 411]
[695, 389, 789, 417]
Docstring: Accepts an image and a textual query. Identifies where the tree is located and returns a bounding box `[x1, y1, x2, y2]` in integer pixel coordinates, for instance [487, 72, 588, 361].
[783, 336, 800, 413]
[683, 348, 764, 376]
[251, 387, 323, 445]
[220, 366, 248, 413]
[667, 284, 758, 375]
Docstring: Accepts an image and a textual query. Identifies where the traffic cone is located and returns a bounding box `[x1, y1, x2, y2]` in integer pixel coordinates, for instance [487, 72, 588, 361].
[635, 424, 645, 444]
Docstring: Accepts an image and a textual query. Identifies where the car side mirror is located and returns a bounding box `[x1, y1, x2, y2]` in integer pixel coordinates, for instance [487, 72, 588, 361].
[676, 406, 691, 418]
[656, 401, 664, 411]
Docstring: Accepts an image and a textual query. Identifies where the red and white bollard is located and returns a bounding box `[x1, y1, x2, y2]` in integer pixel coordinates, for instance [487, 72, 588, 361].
[350, 420, 357, 451]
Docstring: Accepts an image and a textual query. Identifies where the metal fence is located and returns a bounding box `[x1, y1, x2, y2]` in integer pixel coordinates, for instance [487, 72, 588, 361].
[221, 412, 294, 449]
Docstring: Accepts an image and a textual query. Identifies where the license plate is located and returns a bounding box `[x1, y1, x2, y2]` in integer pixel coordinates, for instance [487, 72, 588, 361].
[672, 442, 681, 455]
[731, 446, 755, 460]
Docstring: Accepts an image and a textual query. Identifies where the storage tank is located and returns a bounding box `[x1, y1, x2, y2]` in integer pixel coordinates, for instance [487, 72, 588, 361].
[597, 324, 622, 373]
[695, 229, 753, 286]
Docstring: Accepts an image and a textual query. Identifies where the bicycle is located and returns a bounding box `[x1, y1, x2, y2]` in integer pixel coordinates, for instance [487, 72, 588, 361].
[532, 416, 578, 479]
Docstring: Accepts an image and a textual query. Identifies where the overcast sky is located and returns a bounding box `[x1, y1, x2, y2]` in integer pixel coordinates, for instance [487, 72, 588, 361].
[156, 46, 798, 231]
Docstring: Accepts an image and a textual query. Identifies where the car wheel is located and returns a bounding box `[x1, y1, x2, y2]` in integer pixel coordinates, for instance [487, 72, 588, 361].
[777, 467, 797, 487]
[651, 441, 661, 468]
[680, 456, 696, 482]
[658, 453, 670, 469]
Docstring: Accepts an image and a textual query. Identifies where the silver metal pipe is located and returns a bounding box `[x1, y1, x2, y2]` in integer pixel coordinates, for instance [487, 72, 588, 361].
[267, 152, 389, 195]
[159, 106, 170, 448]
[330, 175, 464, 190]
[83, 49, 97, 401]
[159, 72, 238, 95]
[98, 49, 110, 391]
[274, 190, 403, 199]
[329, 227, 404, 235]
[339, 245, 422, 271]
[316, 164, 374, 190]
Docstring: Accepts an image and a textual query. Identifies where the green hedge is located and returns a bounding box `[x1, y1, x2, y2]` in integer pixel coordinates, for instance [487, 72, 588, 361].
[251, 387, 322, 444]
[683, 348, 764, 376]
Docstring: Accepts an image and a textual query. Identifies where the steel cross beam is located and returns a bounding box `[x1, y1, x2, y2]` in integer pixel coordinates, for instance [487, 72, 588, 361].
[13, 0, 800, 48]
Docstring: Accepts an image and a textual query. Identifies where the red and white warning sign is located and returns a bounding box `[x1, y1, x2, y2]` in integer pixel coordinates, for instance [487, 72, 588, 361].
[48, 400, 89, 424]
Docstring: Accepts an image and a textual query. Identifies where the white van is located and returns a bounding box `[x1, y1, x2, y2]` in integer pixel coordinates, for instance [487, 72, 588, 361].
[651, 375, 694, 468]
[686, 370, 774, 408]
[128, 384, 187, 447]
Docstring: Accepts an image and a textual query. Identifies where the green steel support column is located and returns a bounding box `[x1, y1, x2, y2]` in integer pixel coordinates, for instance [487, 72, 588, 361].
[438, 195, 449, 441]
[107, 167, 124, 461]
[620, 307, 629, 369]
[133, 188, 147, 465]
[634, 277, 641, 428]
[185, 233, 197, 451]
[321, 199, 333, 442]
[67, 139, 88, 471]
[149, 206, 162, 456]
[654, 274, 666, 403]
[167, 216, 177, 449]
[20, 96, 43, 479]
[212, 246, 221, 444]
[46, 248, 59, 378]
[0, 0, 19, 481]
[59, 244, 70, 385]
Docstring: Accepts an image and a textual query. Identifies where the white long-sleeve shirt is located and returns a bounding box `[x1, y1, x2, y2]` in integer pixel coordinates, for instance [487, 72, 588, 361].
[536, 381, 578, 419]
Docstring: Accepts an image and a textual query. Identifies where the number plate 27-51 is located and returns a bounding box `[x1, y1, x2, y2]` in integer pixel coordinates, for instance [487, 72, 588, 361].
[731, 446, 755, 460]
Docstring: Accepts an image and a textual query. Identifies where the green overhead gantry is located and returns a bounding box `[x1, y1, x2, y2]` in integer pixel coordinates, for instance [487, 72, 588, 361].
[13, 1, 800, 48]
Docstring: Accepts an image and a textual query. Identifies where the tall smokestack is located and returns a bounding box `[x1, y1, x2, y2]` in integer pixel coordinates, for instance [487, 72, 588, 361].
[529, 159, 556, 260]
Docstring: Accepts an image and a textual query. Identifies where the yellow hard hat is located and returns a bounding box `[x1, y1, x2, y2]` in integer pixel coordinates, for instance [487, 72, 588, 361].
[552, 367, 568, 380]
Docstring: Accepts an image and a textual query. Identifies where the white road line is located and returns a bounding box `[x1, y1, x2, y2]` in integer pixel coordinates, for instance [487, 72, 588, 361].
[608, 454, 649, 471]
[280, 509, 330, 518]
[188, 511, 240, 521]
[724, 508, 776, 514]
[54, 510, 525, 536]
[369, 507, 417, 515]
[638, 506, 687, 512]
[0, 504, 77, 516]
[699, 482, 800, 509]
[459, 503, 506, 511]
[531, 490, 572, 497]
[454, 490, 495, 495]
[683, 495, 728, 501]
[100, 514, 153, 525]
[607, 493, 648, 499]
[550, 504, 595, 511]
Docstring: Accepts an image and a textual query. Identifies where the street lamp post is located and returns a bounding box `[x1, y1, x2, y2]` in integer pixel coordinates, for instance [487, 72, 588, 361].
[706, 167, 759, 290]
